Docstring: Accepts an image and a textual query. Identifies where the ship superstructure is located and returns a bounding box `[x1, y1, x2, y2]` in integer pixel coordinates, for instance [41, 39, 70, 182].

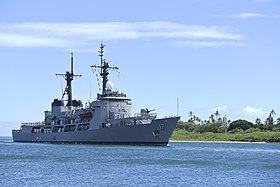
[12, 44, 180, 145]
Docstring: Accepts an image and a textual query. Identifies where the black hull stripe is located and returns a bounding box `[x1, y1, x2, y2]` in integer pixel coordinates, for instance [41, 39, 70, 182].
[13, 141, 169, 146]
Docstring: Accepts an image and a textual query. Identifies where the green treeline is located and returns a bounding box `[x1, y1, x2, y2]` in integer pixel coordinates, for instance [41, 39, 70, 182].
[170, 110, 280, 142]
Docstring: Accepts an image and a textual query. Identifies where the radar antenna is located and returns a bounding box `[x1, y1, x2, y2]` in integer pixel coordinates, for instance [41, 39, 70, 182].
[56, 52, 81, 106]
[91, 43, 119, 95]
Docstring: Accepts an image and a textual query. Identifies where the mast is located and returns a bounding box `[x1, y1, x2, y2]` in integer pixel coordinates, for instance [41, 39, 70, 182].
[91, 44, 118, 95]
[56, 52, 81, 106]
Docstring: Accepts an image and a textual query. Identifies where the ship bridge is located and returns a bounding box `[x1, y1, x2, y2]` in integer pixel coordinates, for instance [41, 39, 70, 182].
[97, 92, 131, 101]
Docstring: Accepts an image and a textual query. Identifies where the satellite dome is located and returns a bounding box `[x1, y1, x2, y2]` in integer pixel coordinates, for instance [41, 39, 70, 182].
[106, 81, 113, 91]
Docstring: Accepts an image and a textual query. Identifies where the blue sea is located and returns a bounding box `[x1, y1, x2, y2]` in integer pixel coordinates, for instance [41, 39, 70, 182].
[1, 137, 280, 187]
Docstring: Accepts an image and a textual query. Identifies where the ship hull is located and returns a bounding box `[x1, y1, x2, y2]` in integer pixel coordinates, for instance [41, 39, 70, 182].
[12, 117, 179, 146]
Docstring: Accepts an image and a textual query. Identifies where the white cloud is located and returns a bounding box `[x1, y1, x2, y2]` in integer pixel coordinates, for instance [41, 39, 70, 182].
[211, 105, 228, 112]
[0, 33, 70, 47]
[234, 12, 267, 19]
[174, 40, 246, 47]
[254, 0, 270, 3]
[233, 12, 280, 19]
[0, 22, 245, 49]
[243, 106, 267, 116]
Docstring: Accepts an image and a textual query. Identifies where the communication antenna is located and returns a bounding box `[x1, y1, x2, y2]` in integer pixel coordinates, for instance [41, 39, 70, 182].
[90, 75, 92, 99]
[56, 52, 81, 106]
[177, 97, 179, 116]
[91, 43, 119, 95]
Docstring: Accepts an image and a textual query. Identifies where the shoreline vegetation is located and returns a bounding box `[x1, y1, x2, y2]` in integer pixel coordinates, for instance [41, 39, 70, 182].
[170, 110, 280, 143]
[170, 130, 280, 143]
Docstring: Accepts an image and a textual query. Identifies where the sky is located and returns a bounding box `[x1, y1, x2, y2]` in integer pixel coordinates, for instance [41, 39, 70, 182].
[0, 0, 280, 136]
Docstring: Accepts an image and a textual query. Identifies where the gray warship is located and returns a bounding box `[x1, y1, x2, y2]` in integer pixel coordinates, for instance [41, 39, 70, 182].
[12, 44, 180, 145]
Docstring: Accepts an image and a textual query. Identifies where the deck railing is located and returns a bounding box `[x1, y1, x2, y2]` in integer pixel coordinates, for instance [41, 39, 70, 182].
[21, 121, 45, 127]
[134, 112, 157, 119]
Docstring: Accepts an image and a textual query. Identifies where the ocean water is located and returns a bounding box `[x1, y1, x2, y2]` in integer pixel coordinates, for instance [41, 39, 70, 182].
[1, 137, 280, 187]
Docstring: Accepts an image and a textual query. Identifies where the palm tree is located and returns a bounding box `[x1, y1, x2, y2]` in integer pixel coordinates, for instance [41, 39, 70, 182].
[255, 118, 261, 127]
[209, 114, 215, 123]
[192, 115, 197, 124]
[269, 109, 276, 118]
[277, 118, 280, 125]
[214, 111, 220, 121]
[188, 111, 194, 124]
[222, 116, 229, 133]
[196, 117, 201, 125]
[222, 116, 227, 123]
[188, 111, 193, 118]
[194, 116, 201, 125]
[266, 109, 276, 130]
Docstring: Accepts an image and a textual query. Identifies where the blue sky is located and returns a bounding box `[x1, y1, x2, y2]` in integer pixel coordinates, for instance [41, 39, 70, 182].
[1, 0, 280, 136]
